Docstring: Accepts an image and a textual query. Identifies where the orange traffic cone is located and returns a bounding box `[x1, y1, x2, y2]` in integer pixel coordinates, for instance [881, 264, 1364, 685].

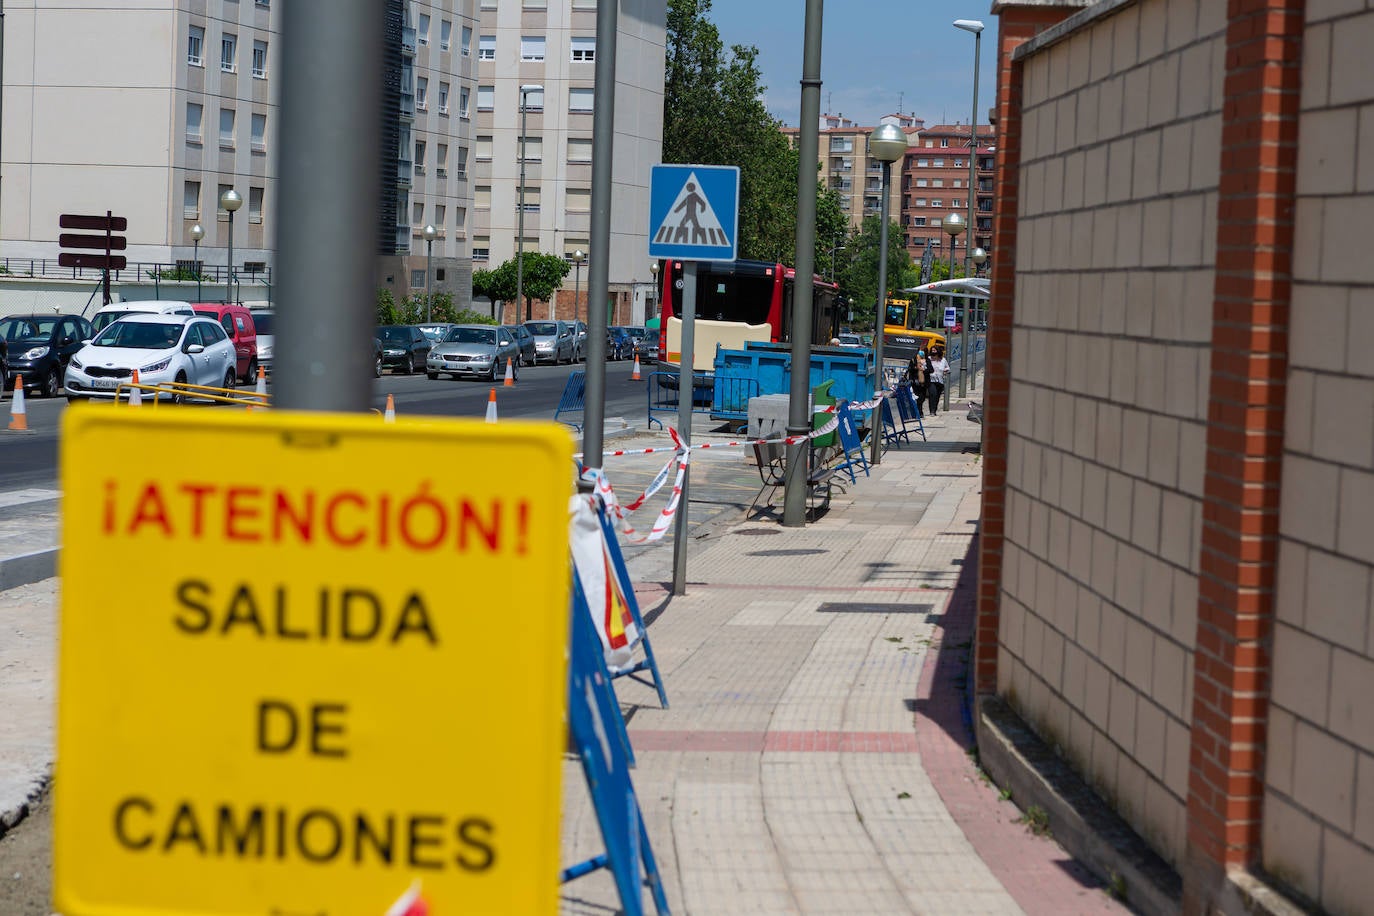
[255, 365, 268, 403]
[503, 357, 515, 387]
[384, 393, 396, 423]
[485, 387, 497, 423]
[127, 369, 143, 407]
[631, 354, 642, 381]
[7, 376, 28, 430]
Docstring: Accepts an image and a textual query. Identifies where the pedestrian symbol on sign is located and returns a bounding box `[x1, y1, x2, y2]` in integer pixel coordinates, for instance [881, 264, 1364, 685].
[654, 173, 729, 248]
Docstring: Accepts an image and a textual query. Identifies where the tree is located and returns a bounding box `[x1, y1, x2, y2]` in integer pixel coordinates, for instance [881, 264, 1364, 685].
[664, 0, 801, 263]
[835, 215, 916, 328]
[488, 252, 570, 321]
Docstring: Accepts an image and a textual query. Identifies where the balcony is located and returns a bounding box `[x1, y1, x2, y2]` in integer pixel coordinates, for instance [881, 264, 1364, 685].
[398, 91, 414, 120]
[402, 27, 416, 55]
[437, 167, 448, 179]
[394, 225, 411, 253]
[396, 158, 412, 188]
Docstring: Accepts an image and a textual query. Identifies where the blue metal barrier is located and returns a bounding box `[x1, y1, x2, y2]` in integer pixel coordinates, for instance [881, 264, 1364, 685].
[710, 375, 760, 424]
[646, 371, 715, 430]
[555, 371, 587, 430]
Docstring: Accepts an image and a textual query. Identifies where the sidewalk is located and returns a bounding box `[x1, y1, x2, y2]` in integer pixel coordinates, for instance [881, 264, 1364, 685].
[0, 398, 1128, 914]
[560, 402, 1127, 915]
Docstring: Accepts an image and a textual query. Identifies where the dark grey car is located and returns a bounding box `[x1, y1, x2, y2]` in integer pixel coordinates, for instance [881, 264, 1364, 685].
[524, 320, 575, 365]
[509, 323, 537, 366]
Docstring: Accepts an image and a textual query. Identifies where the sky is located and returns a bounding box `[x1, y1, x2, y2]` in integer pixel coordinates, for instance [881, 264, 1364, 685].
[707, 1, 999, 130]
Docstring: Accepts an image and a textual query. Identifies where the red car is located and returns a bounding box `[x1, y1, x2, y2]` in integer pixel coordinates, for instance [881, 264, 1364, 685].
[192, 303, 260, 383]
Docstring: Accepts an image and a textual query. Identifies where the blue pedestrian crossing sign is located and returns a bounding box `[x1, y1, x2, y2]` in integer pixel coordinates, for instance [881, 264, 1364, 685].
[648, 164, 739, 262]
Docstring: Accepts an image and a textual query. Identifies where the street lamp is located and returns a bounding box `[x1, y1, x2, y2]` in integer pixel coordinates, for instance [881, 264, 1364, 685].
[220, 188, 242, 303]
[189, 223, 204, 302]
[571, 249, 586, 322]
[866, 122, 907, 467]
[649, 261, 659, 322]
[955, 18, 984, 401]
[422, 224, 438, 321]
[942, 210, 965, 408]
[516, 84, 540, 322]
[829, 230, 845, 282]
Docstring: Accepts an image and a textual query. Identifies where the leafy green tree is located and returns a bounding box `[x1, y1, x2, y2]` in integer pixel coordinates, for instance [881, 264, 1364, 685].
[376, 288, 400, 325]
[665, 0, 801, 263]
[490, 252, 570, 321]
[836, 215, 916, 327]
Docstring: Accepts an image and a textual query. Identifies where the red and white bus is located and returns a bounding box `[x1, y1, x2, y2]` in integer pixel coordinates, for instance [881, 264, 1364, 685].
[655, 259, 843, 370]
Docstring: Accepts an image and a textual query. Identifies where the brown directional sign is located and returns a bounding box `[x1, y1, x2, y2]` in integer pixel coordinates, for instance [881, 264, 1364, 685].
[58, 252, 127, 271]
[59, 214, 128, 232]
[59, 233, 128, 251]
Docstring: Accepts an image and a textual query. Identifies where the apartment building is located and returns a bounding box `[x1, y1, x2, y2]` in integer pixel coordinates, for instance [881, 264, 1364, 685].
[783, 112, 919, 234]
[0, 1, 280, 277]
[377, 0, 480, 304]
[468, 0, 665, 322]
[900, 124, 995, 271]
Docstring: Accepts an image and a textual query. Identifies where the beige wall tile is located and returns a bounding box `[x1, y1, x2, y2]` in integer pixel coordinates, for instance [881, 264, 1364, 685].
[1169, 192, 1208, 266]
[1284, 369, 1316, 456]
[1303, 549, 1372, 649]
[1330, 649, 1374, 754]
[1159, 121, 1193, 194]
[1275, 541, 1309, 629]
[1137, 0, 1167, 62]
[1078, 592, 1103, 656]
[1159, 490, 1198, 570]
[1354, 752, 1374, 847]
[1272, 622, 1333, 725]
[1165, 714, 1190, 798]
[1358, 106, 1374, 194]
[1142, 557, 1174, 634]
[1290, 284, 1348, 374]
[1262, 793, 1323, 902]
[1085, 655, 1112, 732]
[1189, 111, 1222, 191]
[1142, 198, 1174, 268]
[1114, 201, 1144, 270]
[1107, 136, 1136, 206]
[1133, 130, 1162, 199]
[1082, 462, 1108, 529]
[1147, 55, 1181, 128]
[1311, 373, 1374, 467]
[1147, 414, 1181, 489]
[1177, 420, 1206, 497]
[1279, 455, 1342, 551]
[1152, 636, 1188, 720]
[1124, 616, 1156, 693]
[1293, 196, 1324, 287]
[1131, 479, 1163, 554]
[1090, 13, 1115, 81]
[1293, 718, 1355, 832]
[1345, 288, 1374, 375]
[1163, 0, 1198, 50]
[1321, 195, 1374, 285]
[1114, 543, 1147, 619]
[1170, 568, 1198, 648]
[1063, 640, 1088, 709]
[1126, 274, 1157, 338]
[1112, 6, 1140, 71]
[1330, 12, 1374, 108]
[1297, 109, 1359, 196]
[1177, 41, 1215, 120]
[1105, 471, 1133, 542]
[1108, 676, 1138, 752]
[1301, 21, 1332, 110]
[1338, 469, 1374, 569]
[1266, 706, 1298, 796]
[1320, 826, 1374, 914]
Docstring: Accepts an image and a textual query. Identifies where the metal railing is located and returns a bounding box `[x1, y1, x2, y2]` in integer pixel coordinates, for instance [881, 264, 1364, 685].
[0, 257, 272, 287]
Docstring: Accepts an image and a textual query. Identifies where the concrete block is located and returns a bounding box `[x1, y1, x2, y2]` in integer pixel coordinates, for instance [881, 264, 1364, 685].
[1096, 401, 1123, 468]
[1330, 648, 1374, 754]
[1083, 144, 1108, 208]
[1295, 713, 1357, 830]
[1302, 22, 1332, 110]
[1338, 468, 1374, 571]
[1147, 55, 1181, 130]
[1152, 634, 1187, 721]
[1164, 0, 1198, 50]
[1107, 676, 1138, 752]
[1279, 455, 1342, 552]
[1290, 283, 1347, 374]
[1105, 470, 1133, 542]
[1168, 191, 1207, 267]
[1132, 129, 1161, 199]
[1293, 196, 1325, 288]
[1169, 568, 1198, 648]
[1359, 104, 1374, 194]
[1275, 541, 1309, 629]
[1346, 287, 1374, 375]
[1146, 413, 1180, 490]
[1098, 601, 1127, 674]
[1164, 714, 1190, 799]
[1272, 622, 1333, 726]
[1084, 656, 1111, 730]
[1077, 592, 1102, 657]
[1298, 109, 1359, 196]
[1106, 136, 1136, 206]
[1321, 825, 1374, 915]
[1125, 272, 1157, 338]
[1133, 697, 1167, 789]
[1261, 793, 1322, 904]
[1189, 111, 1221, 192]
[1321, 195, 1374, 285]
[1123, 615, 1155, 693]
[1141, 198, 1172, 268]
[1158, 121, 1193, 194]
[1330, 12, 1374, 108]
[1304, 549, 1372, 651]
[1266, 706, 1298, 797]
[1111, 5, 1140, 70]
[1136, 0, 1166, 61]
[1355, 752, 1374, 847]
[1176, 418, 1206, 498]
[1130, 478, 1162, 556]
[1312, 373, 1374, 468]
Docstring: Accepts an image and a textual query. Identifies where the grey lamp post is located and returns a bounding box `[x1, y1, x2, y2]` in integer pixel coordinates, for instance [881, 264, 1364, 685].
[190, 223, 204, 302]
[220, 188, 242, 303]
[649, 261, 659, 322]
[955, 17, 984, 284]
[942, 211, 965, 408]
[867, 122, 908, 467]
[422, 224, 437, 321]
[516, 85, 539, 322]
[571, 249, 586, 322]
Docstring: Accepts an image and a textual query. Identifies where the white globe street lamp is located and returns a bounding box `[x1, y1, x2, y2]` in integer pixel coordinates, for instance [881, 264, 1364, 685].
[866, 121, 908, 467]
[220, 189, 243, 303]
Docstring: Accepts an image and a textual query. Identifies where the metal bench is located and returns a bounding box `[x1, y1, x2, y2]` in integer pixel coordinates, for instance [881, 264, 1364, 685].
[747, 437, 835, 521]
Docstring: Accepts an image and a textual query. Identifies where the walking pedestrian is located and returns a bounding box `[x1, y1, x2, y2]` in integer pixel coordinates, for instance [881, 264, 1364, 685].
[906, 350, 928, 417]
[927, 346, 949, 416]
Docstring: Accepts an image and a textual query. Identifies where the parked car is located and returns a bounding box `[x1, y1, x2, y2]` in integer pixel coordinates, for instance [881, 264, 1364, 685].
[250, 308, 274, 375]
[417, 323, 459, 347]
[509, 323, 537, 366]
[607, 327, 634, 361]
[0, 313, 94, 397]
[836, 333, 864, 348]
[376, 325, 431, 374]
[629, 327, 659, 364]
[192, 302, 259, 383]
[427, 325, 521, 381]
[570, 320, 588, 362]
[373, 337, 384, 378]
[65, 315, 236, 402]
[89, 300, 195, 336]
[523, 320, 575, 365]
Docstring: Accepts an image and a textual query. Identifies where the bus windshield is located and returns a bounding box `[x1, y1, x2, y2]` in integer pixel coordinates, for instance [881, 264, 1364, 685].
[884, 303, 908, 328]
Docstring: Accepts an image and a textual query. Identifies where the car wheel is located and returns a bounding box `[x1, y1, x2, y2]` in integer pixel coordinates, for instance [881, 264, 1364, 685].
[488, 359, 500, 382]
[223, 367, 237, 390]
[171, 371, 188, 405]
[405, 355, 415, 375]
[245, 358, 258, 385]
[426, 371, 439, 380]
[513, 359, 520, 382]
[41, 366, 60, 399]
[374, 356, 383, 378]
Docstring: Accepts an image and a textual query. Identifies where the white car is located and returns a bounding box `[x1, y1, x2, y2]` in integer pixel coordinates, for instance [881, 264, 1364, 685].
[65, 315, 237, 402]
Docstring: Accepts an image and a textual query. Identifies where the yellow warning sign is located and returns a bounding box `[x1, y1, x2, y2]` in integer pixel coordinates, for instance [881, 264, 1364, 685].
[55, 408, 574, 916]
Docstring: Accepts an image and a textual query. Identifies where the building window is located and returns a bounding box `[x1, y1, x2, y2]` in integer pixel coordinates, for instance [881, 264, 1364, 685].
[572, 0, 597, 8]
[412, 201, 424, 225]
[437, 143, 449, 173]
[249, 187, 264, 224]
[931, 179, 943, 188]
[221, 34, 237, 73]
[916, 158, 928, 167]
[954, 158, 964, 168]
[183, 181, 201, 219]
[569, 88, 594, 113]
[568, 138, 592, 162]
[217, 184, 234, 219]
[933, 158, 945, 167]
[931, 199, 943, 207]
[417, 13, 429, 45]
[252, 40, 267, 78]
[411, 269, 425, 287]
[571, 36, 595, 62]
[415, 139, 426, 171]
[186, 102, 203, 144]
[457, 86, 468, 118]
[915, 178, 927, 187]
[521, 136, 542, 161]
[477, 85, 494, 110]
[566, 188, 590, 212]
[914, 198, 927, 207]
[455, 208, 466, 230]
[219, 108, 235, 148]
[524, 0, 547, 7]
[435, 204, 446, 226]
[188, 25, 204, 66]
[443, 21, 454, 51]
[478, 35, 495, 60]
[941, 138, 949, 148]
[439, 82, 450, 114]
[251, 112, 266, 152]
[519, 36, 545, 61]
[475, 135, 492, 160]
[416, 77, 427, 109]
[455, 146, 468, 176]
[475, 186, 491, 209]
[519, 187, 541, 212]
[473, 236, 490, 260]
[912, 217, 927, 227]
[519, 87, 544, 111]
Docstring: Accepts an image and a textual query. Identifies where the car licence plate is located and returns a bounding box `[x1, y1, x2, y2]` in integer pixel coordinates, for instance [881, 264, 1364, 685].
[91, 378, 121, 390]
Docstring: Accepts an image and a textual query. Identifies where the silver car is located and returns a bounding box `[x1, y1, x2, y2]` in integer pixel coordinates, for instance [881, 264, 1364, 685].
[426, 324, 520, 381]
[523, 320, 575, 365]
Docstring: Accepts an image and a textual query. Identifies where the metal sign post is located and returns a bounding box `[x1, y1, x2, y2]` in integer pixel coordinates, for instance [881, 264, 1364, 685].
[671, 263, 696, 596]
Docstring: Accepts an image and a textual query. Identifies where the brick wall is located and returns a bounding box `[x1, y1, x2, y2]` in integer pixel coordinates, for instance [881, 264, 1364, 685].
[1259, 3, 1374, 911]
[993, 0, 1227, 867]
